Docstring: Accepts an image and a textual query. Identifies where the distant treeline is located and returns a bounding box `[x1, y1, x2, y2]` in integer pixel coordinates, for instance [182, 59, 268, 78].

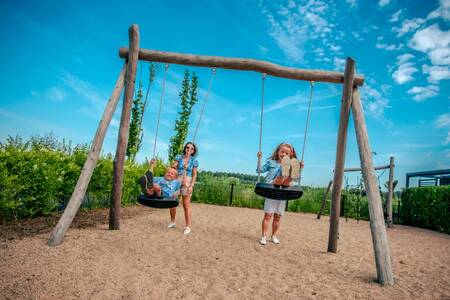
[197, 171, 258, 184]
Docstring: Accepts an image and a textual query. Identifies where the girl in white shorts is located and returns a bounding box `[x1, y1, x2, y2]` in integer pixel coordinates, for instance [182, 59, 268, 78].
[257, 142, 303, 245]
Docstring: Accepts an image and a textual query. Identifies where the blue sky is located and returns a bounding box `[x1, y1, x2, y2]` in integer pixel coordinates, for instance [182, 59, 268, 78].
[0, 0, 449, 188]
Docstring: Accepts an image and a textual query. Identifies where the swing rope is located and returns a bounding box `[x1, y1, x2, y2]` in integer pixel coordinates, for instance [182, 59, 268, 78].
[152, 63, 169, 159]
[298, 81, 315, 186]
[192, 68, 216, 143]
[256, 76, 315, 185]
[257, 73, 267, 183]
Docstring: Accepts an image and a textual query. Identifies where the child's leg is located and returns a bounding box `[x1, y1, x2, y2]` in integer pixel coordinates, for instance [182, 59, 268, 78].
[261, 212, 273, 237]
[169, 207, 176, 223]
[152, 183, 162, 197]
[140, 170, 154, 195]
[272, 213, 282, 236]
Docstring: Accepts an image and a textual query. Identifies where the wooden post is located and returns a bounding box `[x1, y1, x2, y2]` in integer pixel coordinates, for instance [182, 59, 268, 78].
[48, 64, 127, 246]
[351, 87, 394, 285]
[109, 24, 140, 230]
[386, 156, 395, 228]
[317, 180, 332, 219]
[327, 57, 355, 253]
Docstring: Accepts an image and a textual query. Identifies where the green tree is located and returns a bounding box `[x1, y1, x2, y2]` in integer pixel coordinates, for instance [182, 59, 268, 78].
[167, 70, 199, 162]
[127, 63, 157, 161]
[126, 82, 144, 161]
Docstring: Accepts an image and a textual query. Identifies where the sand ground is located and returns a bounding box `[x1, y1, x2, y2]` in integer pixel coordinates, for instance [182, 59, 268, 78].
[1, 203, 449, 299]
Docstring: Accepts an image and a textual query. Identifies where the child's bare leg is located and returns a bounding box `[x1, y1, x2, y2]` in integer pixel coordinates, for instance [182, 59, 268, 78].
[272, 213, 282, 236]
[153, 183, 162, 197]
[169, 207, 176, 222]
[261, 213, 272, 237]
[272, 176, 284, 186]
[281, 177, 292, 186]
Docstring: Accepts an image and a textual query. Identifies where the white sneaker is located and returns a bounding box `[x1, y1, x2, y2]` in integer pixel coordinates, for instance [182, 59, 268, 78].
[183, 227, 191, 235]
[281, 156, 291, 177]
[290, 158, 300, 180]
[259, 236, 267, 245]
[167, 222, 176, 229]
[271, 235, 280, 244]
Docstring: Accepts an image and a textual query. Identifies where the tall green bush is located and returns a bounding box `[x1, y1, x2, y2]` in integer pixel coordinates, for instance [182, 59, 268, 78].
[400, 186, 450, 234]
[0, 135, 150, 221]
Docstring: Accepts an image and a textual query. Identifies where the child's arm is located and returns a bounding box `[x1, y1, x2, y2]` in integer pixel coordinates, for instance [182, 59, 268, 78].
[188, 162, 198, 193]
[256, 153, 270, 174]
[149, 158, 156, 172]
[171, 180, 181, 198]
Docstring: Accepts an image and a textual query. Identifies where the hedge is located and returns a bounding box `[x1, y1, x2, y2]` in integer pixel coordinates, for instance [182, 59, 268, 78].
[400, 186, 450, 234]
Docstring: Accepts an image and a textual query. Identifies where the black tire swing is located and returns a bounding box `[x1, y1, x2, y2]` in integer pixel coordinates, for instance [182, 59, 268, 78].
[254, 74, 315, 200]
[138, 64, 179, 209]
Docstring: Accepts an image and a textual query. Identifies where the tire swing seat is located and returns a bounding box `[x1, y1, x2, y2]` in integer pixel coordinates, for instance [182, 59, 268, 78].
[137, 194, 179, 209]
[254, 77, 314, 201]
[137, 171, 179, 209]
[254, 183, 303, 200]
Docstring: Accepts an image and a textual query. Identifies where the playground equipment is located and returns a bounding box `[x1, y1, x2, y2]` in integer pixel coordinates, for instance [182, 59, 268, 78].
[317, 157, 396, 228]
[48, 25, 394, 286]
[254, 78, 315, 200]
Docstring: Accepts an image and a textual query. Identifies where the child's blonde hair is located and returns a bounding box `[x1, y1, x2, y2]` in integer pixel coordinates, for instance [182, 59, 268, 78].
[270, 142, 297, 161]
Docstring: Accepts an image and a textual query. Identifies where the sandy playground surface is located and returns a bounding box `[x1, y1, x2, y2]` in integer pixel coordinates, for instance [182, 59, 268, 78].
[1, 203, 449, 299]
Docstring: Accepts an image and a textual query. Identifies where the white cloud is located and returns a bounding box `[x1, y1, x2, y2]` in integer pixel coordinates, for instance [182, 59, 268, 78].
[423, 64, 450, 83]
[392, 62, 418, 84]
[427, 0, 450, 21]
[352, 32, 363, 41]
[61, 72, 106, 111]
[360, 85, 389, 119]
[445, 132, 450, 144]
[262, 0, 336, 63]
[378, 0, 391, 7]
[435, 112, 450, 145]
[409, 24, 450, 55]
[376, 43, 403, 51]
[435, 113, 450, 128]
[45, 87, 66, 102]
[389, 9, 402, 22]
[266, 14, 306, 62]
[334, 57, 346, 71]
[265, 92, 302, 113]
[393, 18, 426, 37]
[397, 53, 414, 64]
[407, 85, 439, 101]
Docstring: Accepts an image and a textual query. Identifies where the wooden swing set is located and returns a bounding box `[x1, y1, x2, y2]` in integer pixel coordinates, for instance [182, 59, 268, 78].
[48, 24, 394, 286]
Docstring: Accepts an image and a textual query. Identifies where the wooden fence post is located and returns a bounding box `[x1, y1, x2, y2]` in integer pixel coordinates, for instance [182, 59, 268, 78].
[351, 87, 394, 285]
[327, 57, 355, 253]
[48, 64, 127, 246]
[109, 24, 140, 230]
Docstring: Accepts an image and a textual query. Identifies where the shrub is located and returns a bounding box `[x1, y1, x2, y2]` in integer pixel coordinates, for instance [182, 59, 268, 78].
[400, 186, 450, 234]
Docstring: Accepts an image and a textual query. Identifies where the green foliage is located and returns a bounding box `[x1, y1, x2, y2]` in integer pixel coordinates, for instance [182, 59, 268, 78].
[127, 63, 157, 161]
[0, 134, 149, 221]
[127, 82, 145, 161]
[197, 171, 258, 184]
[167, 70, 199, 163]
[400, 186, 450, 234]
